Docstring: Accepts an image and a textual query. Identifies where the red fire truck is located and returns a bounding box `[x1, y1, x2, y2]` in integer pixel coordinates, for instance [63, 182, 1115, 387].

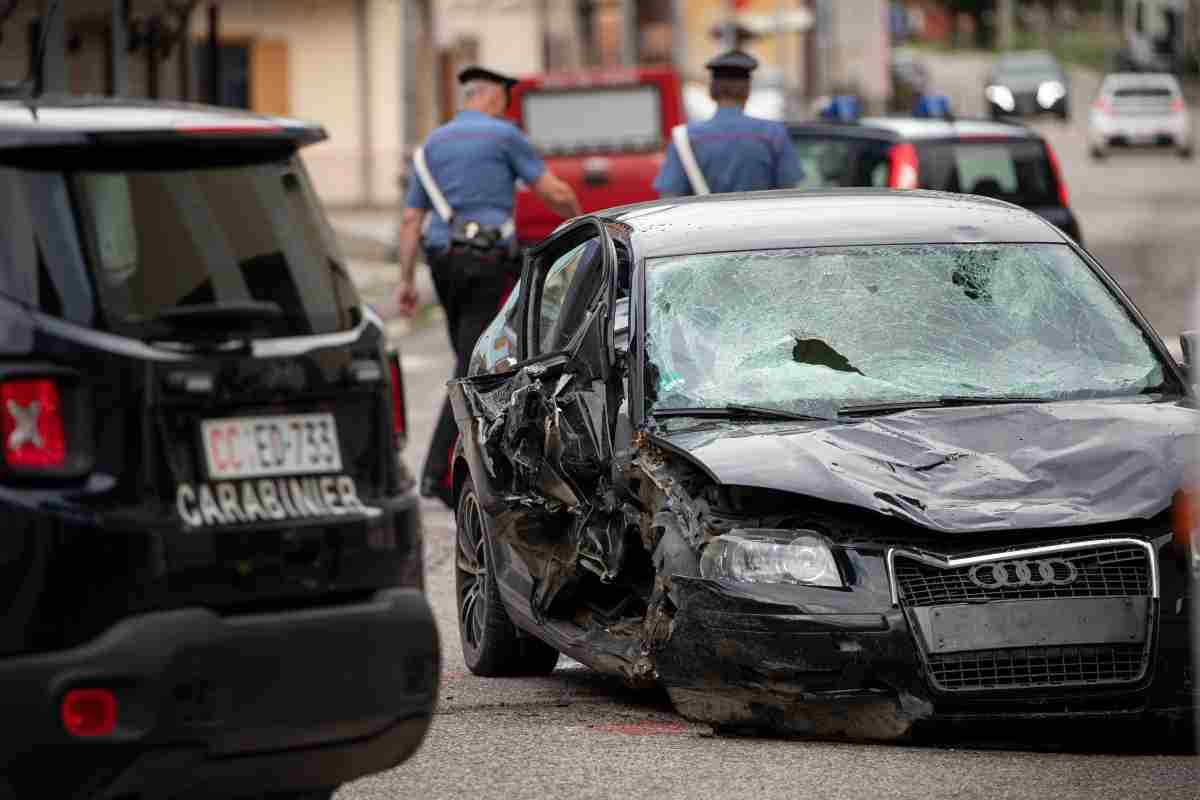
[506, 66, 685, 245]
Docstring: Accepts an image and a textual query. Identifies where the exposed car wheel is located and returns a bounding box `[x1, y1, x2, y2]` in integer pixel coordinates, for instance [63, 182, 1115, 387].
[1180, 146, 1194, 160]
[1089, 145, 1106, 160]
[456, 476, 559, 676]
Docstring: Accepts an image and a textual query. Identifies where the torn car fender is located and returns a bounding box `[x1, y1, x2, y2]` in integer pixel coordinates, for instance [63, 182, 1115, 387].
[448, 378, 507, 513]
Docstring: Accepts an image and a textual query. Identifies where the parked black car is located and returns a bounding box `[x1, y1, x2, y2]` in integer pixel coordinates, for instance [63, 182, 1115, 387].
[985, 50, 1071, 121]
[0, 98, 438, 799]
[448, 189, 1197, 742]
[788, 116, 1082, 244]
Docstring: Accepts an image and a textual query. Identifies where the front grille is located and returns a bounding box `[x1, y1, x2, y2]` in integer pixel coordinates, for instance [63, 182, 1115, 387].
[926, 644, 1147, 692]
[894, 543, 1150, 607]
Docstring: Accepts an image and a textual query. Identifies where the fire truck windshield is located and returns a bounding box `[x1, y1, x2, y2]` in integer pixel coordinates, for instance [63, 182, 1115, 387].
[523, 85, 662, 155]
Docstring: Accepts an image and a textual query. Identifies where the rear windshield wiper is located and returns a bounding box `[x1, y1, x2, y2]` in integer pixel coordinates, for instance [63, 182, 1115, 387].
[840, 395, 1049, 416]
[653, 404, 833, 422]
[151, 301, 283, 329]
[141, 301, 284, 351]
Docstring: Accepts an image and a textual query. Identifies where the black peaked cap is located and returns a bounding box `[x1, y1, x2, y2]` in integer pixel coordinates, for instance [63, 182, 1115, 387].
[705, 49, 759, 80]
[457, 65, 519, 89]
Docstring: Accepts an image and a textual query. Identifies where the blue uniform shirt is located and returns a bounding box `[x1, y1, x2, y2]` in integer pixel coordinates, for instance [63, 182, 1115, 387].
[405, 110, 547, 253]
[653, 106, 802, 196]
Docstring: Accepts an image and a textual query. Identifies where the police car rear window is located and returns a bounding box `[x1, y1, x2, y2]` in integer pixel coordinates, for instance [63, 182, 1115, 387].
[72, 158, 358, 340]
[916, 140, 1059, 206]
[2, 157, 358, 339]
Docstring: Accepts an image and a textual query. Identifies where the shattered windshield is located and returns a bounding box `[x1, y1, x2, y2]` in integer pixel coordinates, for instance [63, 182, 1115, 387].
[645, 244, 1169, 418]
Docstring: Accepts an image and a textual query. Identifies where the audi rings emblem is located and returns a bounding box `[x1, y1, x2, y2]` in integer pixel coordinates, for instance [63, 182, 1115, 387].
[967, 558, 1079, 588]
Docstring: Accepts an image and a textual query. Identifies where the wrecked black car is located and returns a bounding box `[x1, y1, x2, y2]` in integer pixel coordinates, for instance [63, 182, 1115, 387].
[448, 189, 1198, 740]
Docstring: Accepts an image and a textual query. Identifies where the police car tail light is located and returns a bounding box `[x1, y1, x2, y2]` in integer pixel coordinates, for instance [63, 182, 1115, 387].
[887, 143, 920, 190]
[388, 352, 408, 449]
[62, 688, 118, 738]
[1043, 141, 1070, 207]
[1, 378, 66, 469]
[1171, 98, 1185, 114]
[1092, 98, 1111, 115]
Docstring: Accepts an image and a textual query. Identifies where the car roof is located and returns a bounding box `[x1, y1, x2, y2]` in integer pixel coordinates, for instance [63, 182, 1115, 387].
[600, 189, 1066, 259]
[0, 96, 325, 150]
[789, 117, 1037, 142]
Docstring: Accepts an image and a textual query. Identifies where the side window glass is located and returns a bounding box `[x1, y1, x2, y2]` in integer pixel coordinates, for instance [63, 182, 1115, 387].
[0, 168, 38, 307]
[0, 168, 92, 324]
[537, 236, 603, 355]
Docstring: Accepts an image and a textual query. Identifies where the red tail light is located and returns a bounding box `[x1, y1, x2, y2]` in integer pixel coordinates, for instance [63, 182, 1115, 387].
[1092, 98, 1111, 114]
[1043, 141, 1070, 207]
[388, 353, 407, 448]
[1, 379, 65, 469]
[887, 143, 920, 190]
[62, 688, 118, 738]
[1171, 98, 1185, 113]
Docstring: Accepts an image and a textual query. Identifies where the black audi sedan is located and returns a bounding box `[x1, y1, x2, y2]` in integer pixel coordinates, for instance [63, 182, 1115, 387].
[0, 99, 438, 799]
[448, 189, 1197, 742]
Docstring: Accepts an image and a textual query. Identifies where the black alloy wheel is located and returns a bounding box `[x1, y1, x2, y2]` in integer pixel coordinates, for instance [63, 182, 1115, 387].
[455, 476, 559, 676]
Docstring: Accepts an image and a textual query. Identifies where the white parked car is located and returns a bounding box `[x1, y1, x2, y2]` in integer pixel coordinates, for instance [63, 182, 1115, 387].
[1090, 72, 1193, 159]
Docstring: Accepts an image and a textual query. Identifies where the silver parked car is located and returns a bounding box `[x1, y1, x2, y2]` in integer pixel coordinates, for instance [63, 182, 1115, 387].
[1090, 72, 1194, 159]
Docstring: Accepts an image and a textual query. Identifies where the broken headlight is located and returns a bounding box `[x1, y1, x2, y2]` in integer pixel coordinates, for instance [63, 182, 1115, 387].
[699, 529, 842, 587]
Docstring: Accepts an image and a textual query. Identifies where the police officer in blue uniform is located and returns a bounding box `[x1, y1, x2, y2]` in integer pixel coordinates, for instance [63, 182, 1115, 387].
[396, 65, 580, 506]
[654, 50, 801, 196]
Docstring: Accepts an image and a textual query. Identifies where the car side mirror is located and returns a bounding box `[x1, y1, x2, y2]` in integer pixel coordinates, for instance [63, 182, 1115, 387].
[614, 296, 630, 354]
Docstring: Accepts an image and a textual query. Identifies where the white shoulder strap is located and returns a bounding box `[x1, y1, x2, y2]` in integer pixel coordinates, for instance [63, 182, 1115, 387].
[671, 124, 710, 196]
[413, 146, 454, 223]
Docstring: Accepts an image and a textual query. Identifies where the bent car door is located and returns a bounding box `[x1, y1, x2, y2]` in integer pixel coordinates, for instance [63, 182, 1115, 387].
[449, 220, 624, 615]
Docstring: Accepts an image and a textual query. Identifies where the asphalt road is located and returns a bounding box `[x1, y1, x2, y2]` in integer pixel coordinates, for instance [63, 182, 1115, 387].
[335, 52, 1200, 800]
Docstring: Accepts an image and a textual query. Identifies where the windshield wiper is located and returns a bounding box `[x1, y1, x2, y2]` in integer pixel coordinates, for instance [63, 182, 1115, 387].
[653, 404, 833, 422]
[840, 395, 1049, 416]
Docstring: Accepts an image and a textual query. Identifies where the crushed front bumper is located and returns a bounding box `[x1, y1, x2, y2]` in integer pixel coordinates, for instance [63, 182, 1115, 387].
[655, 538, 1196, 737]
[0, 588, 439, 798]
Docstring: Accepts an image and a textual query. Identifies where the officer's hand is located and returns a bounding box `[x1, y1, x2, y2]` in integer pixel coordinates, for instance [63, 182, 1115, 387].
[394, 279, 419, 318]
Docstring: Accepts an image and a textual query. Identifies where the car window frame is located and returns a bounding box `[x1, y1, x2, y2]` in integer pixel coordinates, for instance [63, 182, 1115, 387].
[519, 217, 615, 364]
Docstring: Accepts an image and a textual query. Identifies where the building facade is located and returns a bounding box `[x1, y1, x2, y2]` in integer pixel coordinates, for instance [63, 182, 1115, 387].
[1, 0, 411, 206]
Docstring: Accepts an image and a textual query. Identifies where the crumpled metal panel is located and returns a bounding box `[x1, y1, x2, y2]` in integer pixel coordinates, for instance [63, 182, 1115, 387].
[654, 401, 1196, 531]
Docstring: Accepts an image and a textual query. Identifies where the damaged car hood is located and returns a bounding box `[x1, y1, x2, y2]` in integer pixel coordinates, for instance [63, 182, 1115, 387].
[653, 400, 1197, 532]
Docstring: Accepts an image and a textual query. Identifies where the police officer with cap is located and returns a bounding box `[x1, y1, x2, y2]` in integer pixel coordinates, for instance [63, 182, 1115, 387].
[395, 65, 580, 506]
[654, 49, 801, 197]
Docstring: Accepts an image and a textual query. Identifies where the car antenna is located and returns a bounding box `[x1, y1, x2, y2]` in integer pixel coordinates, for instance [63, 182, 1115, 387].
[26, 0, 66, 107]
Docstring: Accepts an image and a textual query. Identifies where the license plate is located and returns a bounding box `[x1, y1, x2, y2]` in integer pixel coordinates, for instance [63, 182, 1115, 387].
[912, 597, 1147, 655]
[201, 413, 342, 480]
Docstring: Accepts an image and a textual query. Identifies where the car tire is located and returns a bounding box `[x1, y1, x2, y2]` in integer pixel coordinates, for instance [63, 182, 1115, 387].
[455, 476, 559, 677]
[258, 790, 337, 800]
[1089, 145, 1105, 160]
[1180, 146, 1194, 160]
